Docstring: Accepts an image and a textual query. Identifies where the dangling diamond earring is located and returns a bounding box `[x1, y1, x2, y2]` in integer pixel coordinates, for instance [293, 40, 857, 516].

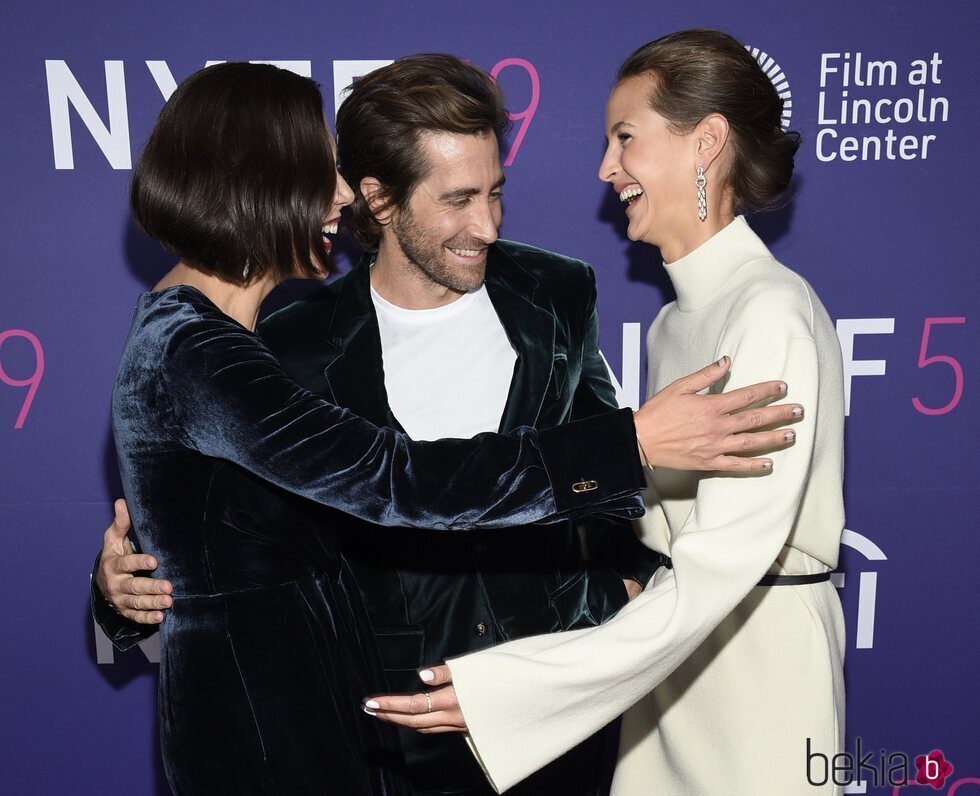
[695, 165, 707, 222]
[242, 258, 251, 281]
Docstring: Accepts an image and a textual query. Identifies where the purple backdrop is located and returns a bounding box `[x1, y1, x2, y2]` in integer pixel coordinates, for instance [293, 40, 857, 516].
[1, 1, 977, 793]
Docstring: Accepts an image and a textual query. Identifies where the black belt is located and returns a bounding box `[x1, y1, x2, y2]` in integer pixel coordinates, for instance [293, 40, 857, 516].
[661, 558, 832, 587]
[757, 572, 831, 586]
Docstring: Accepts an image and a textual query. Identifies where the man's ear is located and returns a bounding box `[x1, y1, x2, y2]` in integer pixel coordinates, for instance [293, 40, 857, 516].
[695, 113, 730, 174]
[360, 177, 394, 225]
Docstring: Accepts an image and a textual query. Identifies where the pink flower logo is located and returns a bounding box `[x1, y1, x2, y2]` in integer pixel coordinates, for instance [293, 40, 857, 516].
[915, 749, 953, 789]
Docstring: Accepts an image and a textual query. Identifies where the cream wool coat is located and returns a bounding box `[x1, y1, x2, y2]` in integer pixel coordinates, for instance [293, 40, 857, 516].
[447, 217, 846, 795]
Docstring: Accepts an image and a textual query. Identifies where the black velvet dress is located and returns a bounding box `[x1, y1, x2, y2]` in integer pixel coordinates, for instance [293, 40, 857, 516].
[109, 286, 644, 795]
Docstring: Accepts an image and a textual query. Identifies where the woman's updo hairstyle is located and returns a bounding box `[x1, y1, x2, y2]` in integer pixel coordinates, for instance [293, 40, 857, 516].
[618, 29, 800, 211]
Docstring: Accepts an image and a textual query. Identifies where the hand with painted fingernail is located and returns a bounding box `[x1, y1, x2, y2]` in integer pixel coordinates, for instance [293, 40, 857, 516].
[363, 664, 467, 734]
[633, 356, 803, 473]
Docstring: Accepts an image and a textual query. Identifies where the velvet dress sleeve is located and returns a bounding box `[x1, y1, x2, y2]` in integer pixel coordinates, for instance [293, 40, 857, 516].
[445, 310, 825, 793]
[148, 308, 644, 530]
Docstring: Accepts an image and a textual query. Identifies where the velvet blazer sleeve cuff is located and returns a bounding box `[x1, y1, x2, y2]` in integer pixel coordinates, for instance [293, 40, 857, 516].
[535, 408, 646, 522]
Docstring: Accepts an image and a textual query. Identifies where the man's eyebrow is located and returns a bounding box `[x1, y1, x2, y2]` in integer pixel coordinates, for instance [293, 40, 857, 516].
[438, 176, 506, 202]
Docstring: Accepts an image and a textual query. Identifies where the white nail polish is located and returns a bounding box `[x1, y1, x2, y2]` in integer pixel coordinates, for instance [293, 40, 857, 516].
[419, 669, 435, 682]
[364, 699, 380, 709]
[362, 706, 377, 717]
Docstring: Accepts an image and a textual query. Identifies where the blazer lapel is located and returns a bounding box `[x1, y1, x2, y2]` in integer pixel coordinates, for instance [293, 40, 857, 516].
[485, 243, 556, 433]
[321, 257, 404, 431]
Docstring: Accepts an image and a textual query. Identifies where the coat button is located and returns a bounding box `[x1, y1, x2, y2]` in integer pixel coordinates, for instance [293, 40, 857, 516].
[474, 622, 488, 636]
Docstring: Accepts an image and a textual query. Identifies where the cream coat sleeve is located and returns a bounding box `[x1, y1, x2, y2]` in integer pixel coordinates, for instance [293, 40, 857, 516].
[446, 308, 821, 793]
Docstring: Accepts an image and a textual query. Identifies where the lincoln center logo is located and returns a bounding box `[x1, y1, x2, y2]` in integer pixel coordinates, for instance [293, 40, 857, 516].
[745, 45, 793, 130]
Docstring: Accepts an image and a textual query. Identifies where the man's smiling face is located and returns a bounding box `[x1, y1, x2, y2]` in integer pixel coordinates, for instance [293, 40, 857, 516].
[385, 130, 504, 295]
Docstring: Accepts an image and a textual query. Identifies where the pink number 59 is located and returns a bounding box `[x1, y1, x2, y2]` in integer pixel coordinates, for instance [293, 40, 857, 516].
[490, 58, 540, 166]
[912, 317, 965, 415]
[0, 329, 44, 429]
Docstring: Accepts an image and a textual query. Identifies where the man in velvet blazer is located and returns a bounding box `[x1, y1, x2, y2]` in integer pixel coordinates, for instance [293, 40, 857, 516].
[259, 238, 660, 796]
[258, 55, 662, 795]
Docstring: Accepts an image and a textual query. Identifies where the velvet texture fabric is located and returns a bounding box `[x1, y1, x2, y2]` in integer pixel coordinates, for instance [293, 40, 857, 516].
[260, 241, 663, 795]
[105, 284, 644, 794]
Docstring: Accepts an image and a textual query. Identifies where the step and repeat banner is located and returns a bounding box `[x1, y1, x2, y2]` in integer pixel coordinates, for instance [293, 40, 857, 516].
[1, 1, 976, 793]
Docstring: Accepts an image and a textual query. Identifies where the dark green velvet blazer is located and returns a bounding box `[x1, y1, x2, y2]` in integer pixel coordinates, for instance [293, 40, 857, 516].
[260, 240, 662, 794]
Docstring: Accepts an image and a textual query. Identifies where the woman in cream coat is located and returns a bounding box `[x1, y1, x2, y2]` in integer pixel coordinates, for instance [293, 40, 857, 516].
[368, 30, 846, 795]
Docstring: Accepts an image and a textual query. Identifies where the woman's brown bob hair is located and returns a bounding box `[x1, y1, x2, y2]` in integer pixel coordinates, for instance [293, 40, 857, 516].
[131, 62, 336, 283]
[618, 29, 800, 211]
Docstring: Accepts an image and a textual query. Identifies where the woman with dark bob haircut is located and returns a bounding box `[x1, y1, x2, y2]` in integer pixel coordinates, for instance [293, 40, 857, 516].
[107, 61, 688, 794]
[372, 30, 847, 795]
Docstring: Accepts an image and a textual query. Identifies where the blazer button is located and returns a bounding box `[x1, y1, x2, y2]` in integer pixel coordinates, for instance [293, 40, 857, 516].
[474, 622, 488, 636]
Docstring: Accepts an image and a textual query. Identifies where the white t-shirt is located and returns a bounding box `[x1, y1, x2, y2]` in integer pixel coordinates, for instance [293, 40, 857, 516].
[370, 284, 517, 441]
